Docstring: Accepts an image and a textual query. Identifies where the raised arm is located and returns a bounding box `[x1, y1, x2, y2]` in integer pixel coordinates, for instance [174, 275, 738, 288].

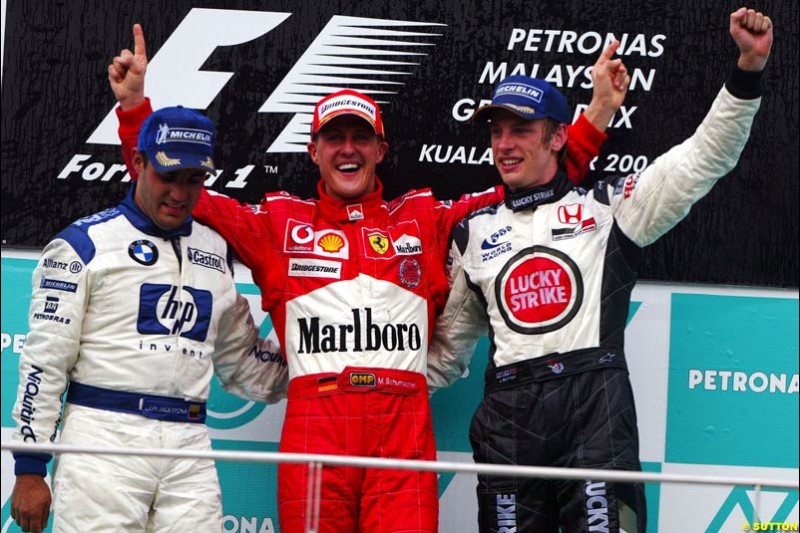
[582, 40, 630, 133]
[108, 23, 148, 111]
[730, 7, 772, 72]
[609, 6, 772, 247]
[562, 41, 629, 184]
[109, 24, 151, 177]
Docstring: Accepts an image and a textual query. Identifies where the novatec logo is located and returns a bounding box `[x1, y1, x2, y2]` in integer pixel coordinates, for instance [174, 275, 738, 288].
[137, 284, 212, 342]
[87, 9, 444, 154]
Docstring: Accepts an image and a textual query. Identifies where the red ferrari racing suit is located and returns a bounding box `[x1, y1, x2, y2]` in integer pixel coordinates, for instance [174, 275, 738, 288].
[118, 101, 604, 533]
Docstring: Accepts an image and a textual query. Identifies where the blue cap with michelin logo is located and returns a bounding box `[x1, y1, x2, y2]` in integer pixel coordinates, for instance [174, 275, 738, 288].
[138, 106, 216, 174]
[473, 75, 571, 125]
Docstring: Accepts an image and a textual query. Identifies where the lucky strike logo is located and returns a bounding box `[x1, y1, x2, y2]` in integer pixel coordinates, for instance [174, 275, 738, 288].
[505, 257, 571, 320]
[497, 246, 583, 334]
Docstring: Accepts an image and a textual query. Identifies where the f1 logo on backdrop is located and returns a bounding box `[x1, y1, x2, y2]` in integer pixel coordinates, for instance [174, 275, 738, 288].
[87, 9, 444, 153]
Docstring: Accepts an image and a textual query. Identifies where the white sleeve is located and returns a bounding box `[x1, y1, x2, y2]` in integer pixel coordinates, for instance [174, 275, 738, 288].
[212, 291, 288, 404]
[611, 86, 761, 247]
[427, 238, 487, 394]
[12, 238, 88, 472]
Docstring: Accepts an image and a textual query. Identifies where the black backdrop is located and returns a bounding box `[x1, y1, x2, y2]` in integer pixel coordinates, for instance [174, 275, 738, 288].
[2, 0, 797, 287]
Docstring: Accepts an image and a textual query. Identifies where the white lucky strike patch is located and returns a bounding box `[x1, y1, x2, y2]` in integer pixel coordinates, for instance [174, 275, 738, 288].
[496, 246, 582, 334]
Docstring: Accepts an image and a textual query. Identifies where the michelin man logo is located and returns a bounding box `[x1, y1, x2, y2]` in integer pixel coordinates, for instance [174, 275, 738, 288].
[87, 9, 444, 153]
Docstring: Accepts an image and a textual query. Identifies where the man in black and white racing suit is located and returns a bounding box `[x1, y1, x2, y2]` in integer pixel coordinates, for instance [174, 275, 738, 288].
[428, 7, 773, 533]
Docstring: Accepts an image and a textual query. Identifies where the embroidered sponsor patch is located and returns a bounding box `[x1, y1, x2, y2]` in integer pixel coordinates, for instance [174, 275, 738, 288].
[40, 278, 78, 292]
[347, 204, 364, 221]
[547, 359, 565, 374]
[368, 232, 391, 255]
[128, 240, 159, 266]
[349, 372, 376, 387]
[284, 220, 349, 258]
[399, 258, 421, 288]
[288, 258, 342, 279]
[187, 247, 226, 273]
[552, 218, 597, 241]
[496, 246, 583, 335]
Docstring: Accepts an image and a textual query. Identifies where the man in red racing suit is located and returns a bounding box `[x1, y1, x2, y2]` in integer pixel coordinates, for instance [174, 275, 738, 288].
[110, 25, 628, 533]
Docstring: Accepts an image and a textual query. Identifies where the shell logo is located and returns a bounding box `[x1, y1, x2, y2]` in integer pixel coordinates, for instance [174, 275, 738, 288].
[318, 233, 345, 253]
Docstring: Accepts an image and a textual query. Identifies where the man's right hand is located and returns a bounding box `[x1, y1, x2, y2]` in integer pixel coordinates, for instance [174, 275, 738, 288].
[11, 474, 52, 533]
[108, 23, 148, 110]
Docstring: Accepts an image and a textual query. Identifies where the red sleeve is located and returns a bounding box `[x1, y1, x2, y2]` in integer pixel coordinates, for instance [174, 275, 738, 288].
[195, 190, 284, 312]
[194, 190, 272, 273]
[434, 184, 504, 254]
[564, 113, 607, 185]
[116, 98, 154, 179]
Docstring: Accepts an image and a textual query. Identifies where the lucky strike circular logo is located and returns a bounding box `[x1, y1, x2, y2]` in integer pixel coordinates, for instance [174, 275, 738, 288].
[496, 246, 583, 334]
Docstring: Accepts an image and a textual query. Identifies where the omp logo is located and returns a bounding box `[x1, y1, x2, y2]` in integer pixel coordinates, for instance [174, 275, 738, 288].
[87, 9, 444, 154]
[349, 372, 376, 387]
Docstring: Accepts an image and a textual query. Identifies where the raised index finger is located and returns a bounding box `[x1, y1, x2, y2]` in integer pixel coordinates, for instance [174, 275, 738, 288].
[599, 39, 620, 62]
[133, 23, 147, 58]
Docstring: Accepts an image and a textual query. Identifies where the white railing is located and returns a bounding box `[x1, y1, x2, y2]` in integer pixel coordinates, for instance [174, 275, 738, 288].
[3, 441, 798, 532]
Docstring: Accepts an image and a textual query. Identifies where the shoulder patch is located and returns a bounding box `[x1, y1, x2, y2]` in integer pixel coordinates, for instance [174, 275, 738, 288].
[54, 209, 123, 264]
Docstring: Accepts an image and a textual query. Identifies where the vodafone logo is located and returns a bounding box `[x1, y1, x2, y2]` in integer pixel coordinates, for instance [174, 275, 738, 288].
[496, 246, 583, 334]
[291, 223, 314, 244]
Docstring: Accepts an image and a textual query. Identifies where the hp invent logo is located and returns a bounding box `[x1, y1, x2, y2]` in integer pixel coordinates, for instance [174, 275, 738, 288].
[137, 284, 212, 342]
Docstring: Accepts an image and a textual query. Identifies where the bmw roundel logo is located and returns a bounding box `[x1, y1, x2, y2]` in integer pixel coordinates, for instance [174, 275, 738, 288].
[128, 240, 159, 266]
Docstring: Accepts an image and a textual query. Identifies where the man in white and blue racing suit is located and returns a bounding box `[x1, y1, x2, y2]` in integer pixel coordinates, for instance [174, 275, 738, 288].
[428, 7, 773, 533]
[10, 106, 288, 533]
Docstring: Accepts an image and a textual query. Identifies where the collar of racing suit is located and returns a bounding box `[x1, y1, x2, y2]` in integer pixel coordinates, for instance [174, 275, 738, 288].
[316, 176, 386, 223]
[118, 184, 193, 239]
[503, 170, 574, 212]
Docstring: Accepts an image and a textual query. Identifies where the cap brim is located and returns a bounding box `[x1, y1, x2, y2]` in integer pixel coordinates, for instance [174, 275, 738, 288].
[314, 110, 381, 136]
[148, 151, 216, 174]
[472, 104, 545, 123]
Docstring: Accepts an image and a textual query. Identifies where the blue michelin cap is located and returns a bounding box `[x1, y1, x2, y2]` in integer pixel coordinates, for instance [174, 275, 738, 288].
[473, 75, 571, 125]
[138, 106, 216, 174]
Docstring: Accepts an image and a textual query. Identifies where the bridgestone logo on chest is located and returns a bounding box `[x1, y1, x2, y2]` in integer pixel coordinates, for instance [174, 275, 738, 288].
[297, 308, 421, 354]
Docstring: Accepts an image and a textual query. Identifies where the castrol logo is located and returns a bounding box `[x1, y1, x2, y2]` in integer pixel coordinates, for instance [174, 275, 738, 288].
[496, 246, 583, 334]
